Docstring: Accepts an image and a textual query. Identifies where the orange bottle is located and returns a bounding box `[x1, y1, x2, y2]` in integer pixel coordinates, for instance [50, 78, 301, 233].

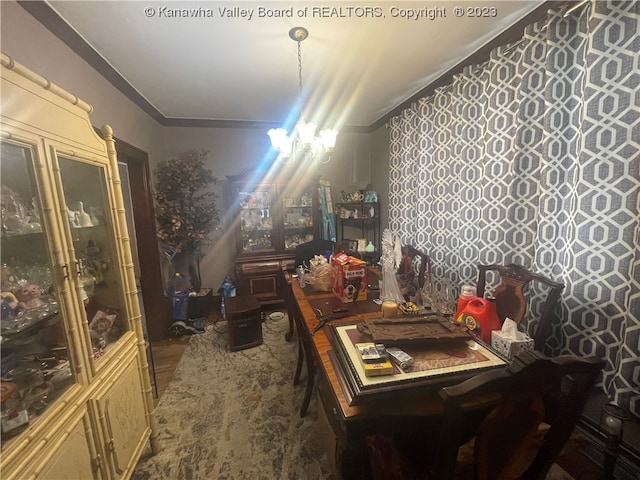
[458, 296, 501, 343]
[455, 285, 477, 323]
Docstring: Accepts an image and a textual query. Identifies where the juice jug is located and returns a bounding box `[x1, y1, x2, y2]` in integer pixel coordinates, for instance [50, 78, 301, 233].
[457, 296, 501, 343]
[455, 285, 477, 322]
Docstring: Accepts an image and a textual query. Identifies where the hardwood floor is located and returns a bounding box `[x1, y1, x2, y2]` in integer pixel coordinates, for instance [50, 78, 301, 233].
[148, 335, 190, 402]
[147, 310, 224, 402]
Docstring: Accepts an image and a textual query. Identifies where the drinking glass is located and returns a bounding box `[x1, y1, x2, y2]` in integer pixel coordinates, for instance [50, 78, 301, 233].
[296, 265, 306, 288]
[420, 273, 435, 309]
[433, 278, 455, 316]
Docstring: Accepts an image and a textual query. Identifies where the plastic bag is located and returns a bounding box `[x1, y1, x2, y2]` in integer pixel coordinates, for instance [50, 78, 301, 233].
[305, 255, 332, 292]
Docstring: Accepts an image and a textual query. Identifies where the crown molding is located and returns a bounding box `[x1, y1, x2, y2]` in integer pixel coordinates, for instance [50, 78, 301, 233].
[20, 0, 562, 134]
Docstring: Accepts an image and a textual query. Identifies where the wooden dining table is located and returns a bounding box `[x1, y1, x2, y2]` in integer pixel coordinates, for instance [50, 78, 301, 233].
[286, 268, 508, 479]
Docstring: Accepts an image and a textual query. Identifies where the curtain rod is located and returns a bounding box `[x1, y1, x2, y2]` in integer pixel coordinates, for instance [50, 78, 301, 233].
[503, 0, 589, 56]
[563, 0, 589, 18]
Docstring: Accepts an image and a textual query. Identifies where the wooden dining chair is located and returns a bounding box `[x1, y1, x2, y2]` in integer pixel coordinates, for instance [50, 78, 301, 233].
[291, 239, 334, 416]
[396, 245, 431, 301]
[366, 350, 604, 480]
[477, 264, 564, 351]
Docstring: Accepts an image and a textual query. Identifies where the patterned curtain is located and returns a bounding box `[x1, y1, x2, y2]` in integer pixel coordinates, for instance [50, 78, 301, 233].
[388, 1, 640, 417]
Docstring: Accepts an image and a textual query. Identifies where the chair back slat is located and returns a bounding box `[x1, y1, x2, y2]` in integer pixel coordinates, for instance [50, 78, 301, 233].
[477, 264, 564, 350]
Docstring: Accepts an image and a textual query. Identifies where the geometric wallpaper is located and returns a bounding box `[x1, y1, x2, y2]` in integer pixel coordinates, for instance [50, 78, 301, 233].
[388, 1, 639, 417]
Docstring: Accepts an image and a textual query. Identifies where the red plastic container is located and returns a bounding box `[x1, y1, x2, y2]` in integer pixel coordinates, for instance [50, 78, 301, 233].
[457, 297, 501, 343]
[455, 285, 477, 322]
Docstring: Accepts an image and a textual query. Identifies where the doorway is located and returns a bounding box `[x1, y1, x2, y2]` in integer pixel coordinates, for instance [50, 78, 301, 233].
[112, 137, 171, 341]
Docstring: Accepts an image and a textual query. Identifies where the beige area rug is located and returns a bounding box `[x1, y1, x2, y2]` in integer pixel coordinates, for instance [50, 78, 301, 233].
[132, 314, 332, 480]
[132, 313, 579, 479]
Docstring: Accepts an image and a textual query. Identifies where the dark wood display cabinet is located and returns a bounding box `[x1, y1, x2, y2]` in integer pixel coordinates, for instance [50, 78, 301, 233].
[226, 170, 320, 307]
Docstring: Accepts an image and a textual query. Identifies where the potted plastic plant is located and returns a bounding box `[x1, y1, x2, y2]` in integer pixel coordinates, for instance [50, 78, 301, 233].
[153, 149, 220, 292]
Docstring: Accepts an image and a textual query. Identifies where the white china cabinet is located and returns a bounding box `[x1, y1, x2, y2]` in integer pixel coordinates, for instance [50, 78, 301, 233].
[0, 53, 157, 479]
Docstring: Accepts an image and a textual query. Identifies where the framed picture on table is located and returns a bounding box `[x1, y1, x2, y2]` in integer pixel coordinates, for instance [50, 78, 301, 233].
[345, 239, 358, 254]
[326, 321, 507, 405]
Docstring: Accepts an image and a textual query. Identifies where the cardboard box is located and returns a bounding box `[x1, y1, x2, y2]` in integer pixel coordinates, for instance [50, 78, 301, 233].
[491, 329, 534, 359]
[331, 252, 367, 303]
[362, 359, 394, 377]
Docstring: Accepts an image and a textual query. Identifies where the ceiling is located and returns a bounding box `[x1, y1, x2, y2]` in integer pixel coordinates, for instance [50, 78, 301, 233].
[34, 1, 546, 131]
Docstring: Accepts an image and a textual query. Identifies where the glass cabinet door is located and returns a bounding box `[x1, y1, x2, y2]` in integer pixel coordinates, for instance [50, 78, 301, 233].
[1, 142, 75, 445]
[238, 188, 274, 253]
[57, 157, 128, 362]
[282, 190, 315, 250]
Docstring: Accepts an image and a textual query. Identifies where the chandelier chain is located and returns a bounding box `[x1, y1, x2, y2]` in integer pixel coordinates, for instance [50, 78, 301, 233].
[297, 40, 303, 95]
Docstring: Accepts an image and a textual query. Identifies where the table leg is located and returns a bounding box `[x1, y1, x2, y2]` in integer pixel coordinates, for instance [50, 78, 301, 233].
[300, 352, 315, 417]
[280, 269, 296, 341]
[285, 304, 294, 341]
[293, 338, 304, 385]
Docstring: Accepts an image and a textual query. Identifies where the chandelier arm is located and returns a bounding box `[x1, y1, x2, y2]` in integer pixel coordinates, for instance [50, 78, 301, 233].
[317, 154, 332, 164]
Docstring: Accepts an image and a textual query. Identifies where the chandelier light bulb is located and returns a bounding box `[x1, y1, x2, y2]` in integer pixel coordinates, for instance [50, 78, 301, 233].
[267, 128, 287, 150]
[319, 128, 338, 151]
[296, 122, 318, 147]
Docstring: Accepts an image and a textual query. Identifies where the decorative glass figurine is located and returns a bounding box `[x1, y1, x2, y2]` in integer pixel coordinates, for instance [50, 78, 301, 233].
[380, 229, 404, 303]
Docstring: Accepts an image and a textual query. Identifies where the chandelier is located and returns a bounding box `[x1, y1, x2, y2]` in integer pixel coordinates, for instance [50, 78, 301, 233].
[268, 27, 338, 164]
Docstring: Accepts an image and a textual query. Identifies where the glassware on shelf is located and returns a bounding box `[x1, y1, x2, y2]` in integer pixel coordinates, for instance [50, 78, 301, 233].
[12, 264, 53, 295]
[77, 259, 96, 303]
[1, 263, 20, 291]
[0, 185, 40, 235]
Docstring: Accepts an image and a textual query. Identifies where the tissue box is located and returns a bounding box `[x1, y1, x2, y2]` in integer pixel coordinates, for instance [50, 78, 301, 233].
[491, 329, 534, 359]
[331, 252, 367, 303]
